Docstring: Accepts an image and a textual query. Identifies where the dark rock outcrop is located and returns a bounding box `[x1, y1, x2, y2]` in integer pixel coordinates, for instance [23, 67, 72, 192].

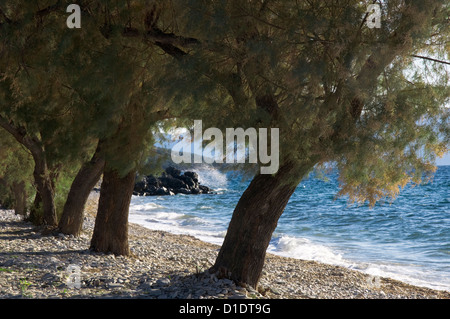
[133, 166, 213, 196]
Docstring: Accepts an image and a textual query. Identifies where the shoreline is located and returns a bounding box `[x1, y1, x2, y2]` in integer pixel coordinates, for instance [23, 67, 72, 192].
[1, 193, 449, 299]
[129, 202, 450, 293]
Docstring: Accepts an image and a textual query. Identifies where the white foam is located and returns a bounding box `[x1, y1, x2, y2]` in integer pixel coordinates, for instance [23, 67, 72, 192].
[267, 235, 450, 292]
[355, 262, 450, 292]
[268, 235, 349, 267]
[130, 202, 166, 211]
[129, 212, 225, 246]
[195, 165, 228, 189]
[129, 197, 450, 292]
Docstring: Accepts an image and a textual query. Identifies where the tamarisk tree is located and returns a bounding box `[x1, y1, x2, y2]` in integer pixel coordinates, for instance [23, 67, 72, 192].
[1, 1, 448, 276]
[0, 1, 150, 231]
[0, 129, 34, 216]
[61, 1, 182, 254]
[143, 0, 449, 287]
[0, 1, 193, 251]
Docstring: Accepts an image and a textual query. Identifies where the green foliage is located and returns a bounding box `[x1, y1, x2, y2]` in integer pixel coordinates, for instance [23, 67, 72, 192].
[0, 0, 448, 210]
[158, 0, 450, 205]
[0, 128, 34, 210]
[19, 278, 32, 297]
[0, 1, 173, 190]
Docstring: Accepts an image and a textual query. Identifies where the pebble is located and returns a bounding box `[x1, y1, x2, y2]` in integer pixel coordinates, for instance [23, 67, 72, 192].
[1, 202, 449, 299]
[156, 278, 171, 287]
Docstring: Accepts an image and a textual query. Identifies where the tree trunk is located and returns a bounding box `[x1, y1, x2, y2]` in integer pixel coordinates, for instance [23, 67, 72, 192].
[32, 160, 58, 227]
[89, 167, 135, 256]
[210, 161, 312, 288]
[28, 191, 42, 225]
[11, 181, 27, 216]
[58, 145, 105, 236]
[0, 116, 57, 226]
[27, 156, 58, 227]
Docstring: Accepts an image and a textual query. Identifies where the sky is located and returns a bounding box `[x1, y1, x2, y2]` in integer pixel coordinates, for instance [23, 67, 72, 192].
[436, 152, 450, 166]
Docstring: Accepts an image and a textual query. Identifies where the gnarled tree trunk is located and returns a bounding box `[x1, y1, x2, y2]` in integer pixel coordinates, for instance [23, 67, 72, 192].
[89, 167, 135, 256]
[210, 161, 313, 288]
[33, 159, 58, 227]
[58, 144, 105, 236]
[0, 116, 57, 226]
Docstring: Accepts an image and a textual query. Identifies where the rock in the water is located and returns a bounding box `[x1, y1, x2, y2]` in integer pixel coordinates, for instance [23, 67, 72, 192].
[158, 176, 186, 190]
[165, 166, 181, 177]
[134, 180, 147, 193]
[145, 176, 160, 187]
[183, 171, 199, 182]
[177, 188, 192, 195]
[133, 166, 213, 196]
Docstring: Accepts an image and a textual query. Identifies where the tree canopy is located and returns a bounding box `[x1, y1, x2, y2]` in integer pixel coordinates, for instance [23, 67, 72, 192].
[151, 0, 450, 205]
[0, 0, 448, 285]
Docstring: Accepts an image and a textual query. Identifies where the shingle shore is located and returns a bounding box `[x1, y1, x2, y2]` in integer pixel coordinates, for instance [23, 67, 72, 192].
[1, 193, 449, 299]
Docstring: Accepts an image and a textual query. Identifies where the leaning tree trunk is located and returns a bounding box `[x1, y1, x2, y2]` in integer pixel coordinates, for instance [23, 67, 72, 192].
[58, 145, 105, 236]
[89, 167, 136, 256]
[0, 116, 57, 226]
[210, 161, 313, 288]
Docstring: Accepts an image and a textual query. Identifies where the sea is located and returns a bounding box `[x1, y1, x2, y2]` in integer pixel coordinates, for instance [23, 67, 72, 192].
[129, 165, 450, 292]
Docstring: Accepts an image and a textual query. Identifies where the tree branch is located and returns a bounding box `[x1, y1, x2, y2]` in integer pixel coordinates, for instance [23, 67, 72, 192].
[124, 24, 250, 109]
[411, 54, 450, 66]
[36, 0, 62, 18]
[351, 0, 444, 120]
[0, 114, 43, 159]
[122, 26, 200, 54]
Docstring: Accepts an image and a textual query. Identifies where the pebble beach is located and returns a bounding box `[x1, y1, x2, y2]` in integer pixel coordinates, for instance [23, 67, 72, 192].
[1, 192, 449, 300]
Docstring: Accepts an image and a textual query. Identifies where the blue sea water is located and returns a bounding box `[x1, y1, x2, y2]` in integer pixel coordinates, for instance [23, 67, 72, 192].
[129, 165, 450, 291]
